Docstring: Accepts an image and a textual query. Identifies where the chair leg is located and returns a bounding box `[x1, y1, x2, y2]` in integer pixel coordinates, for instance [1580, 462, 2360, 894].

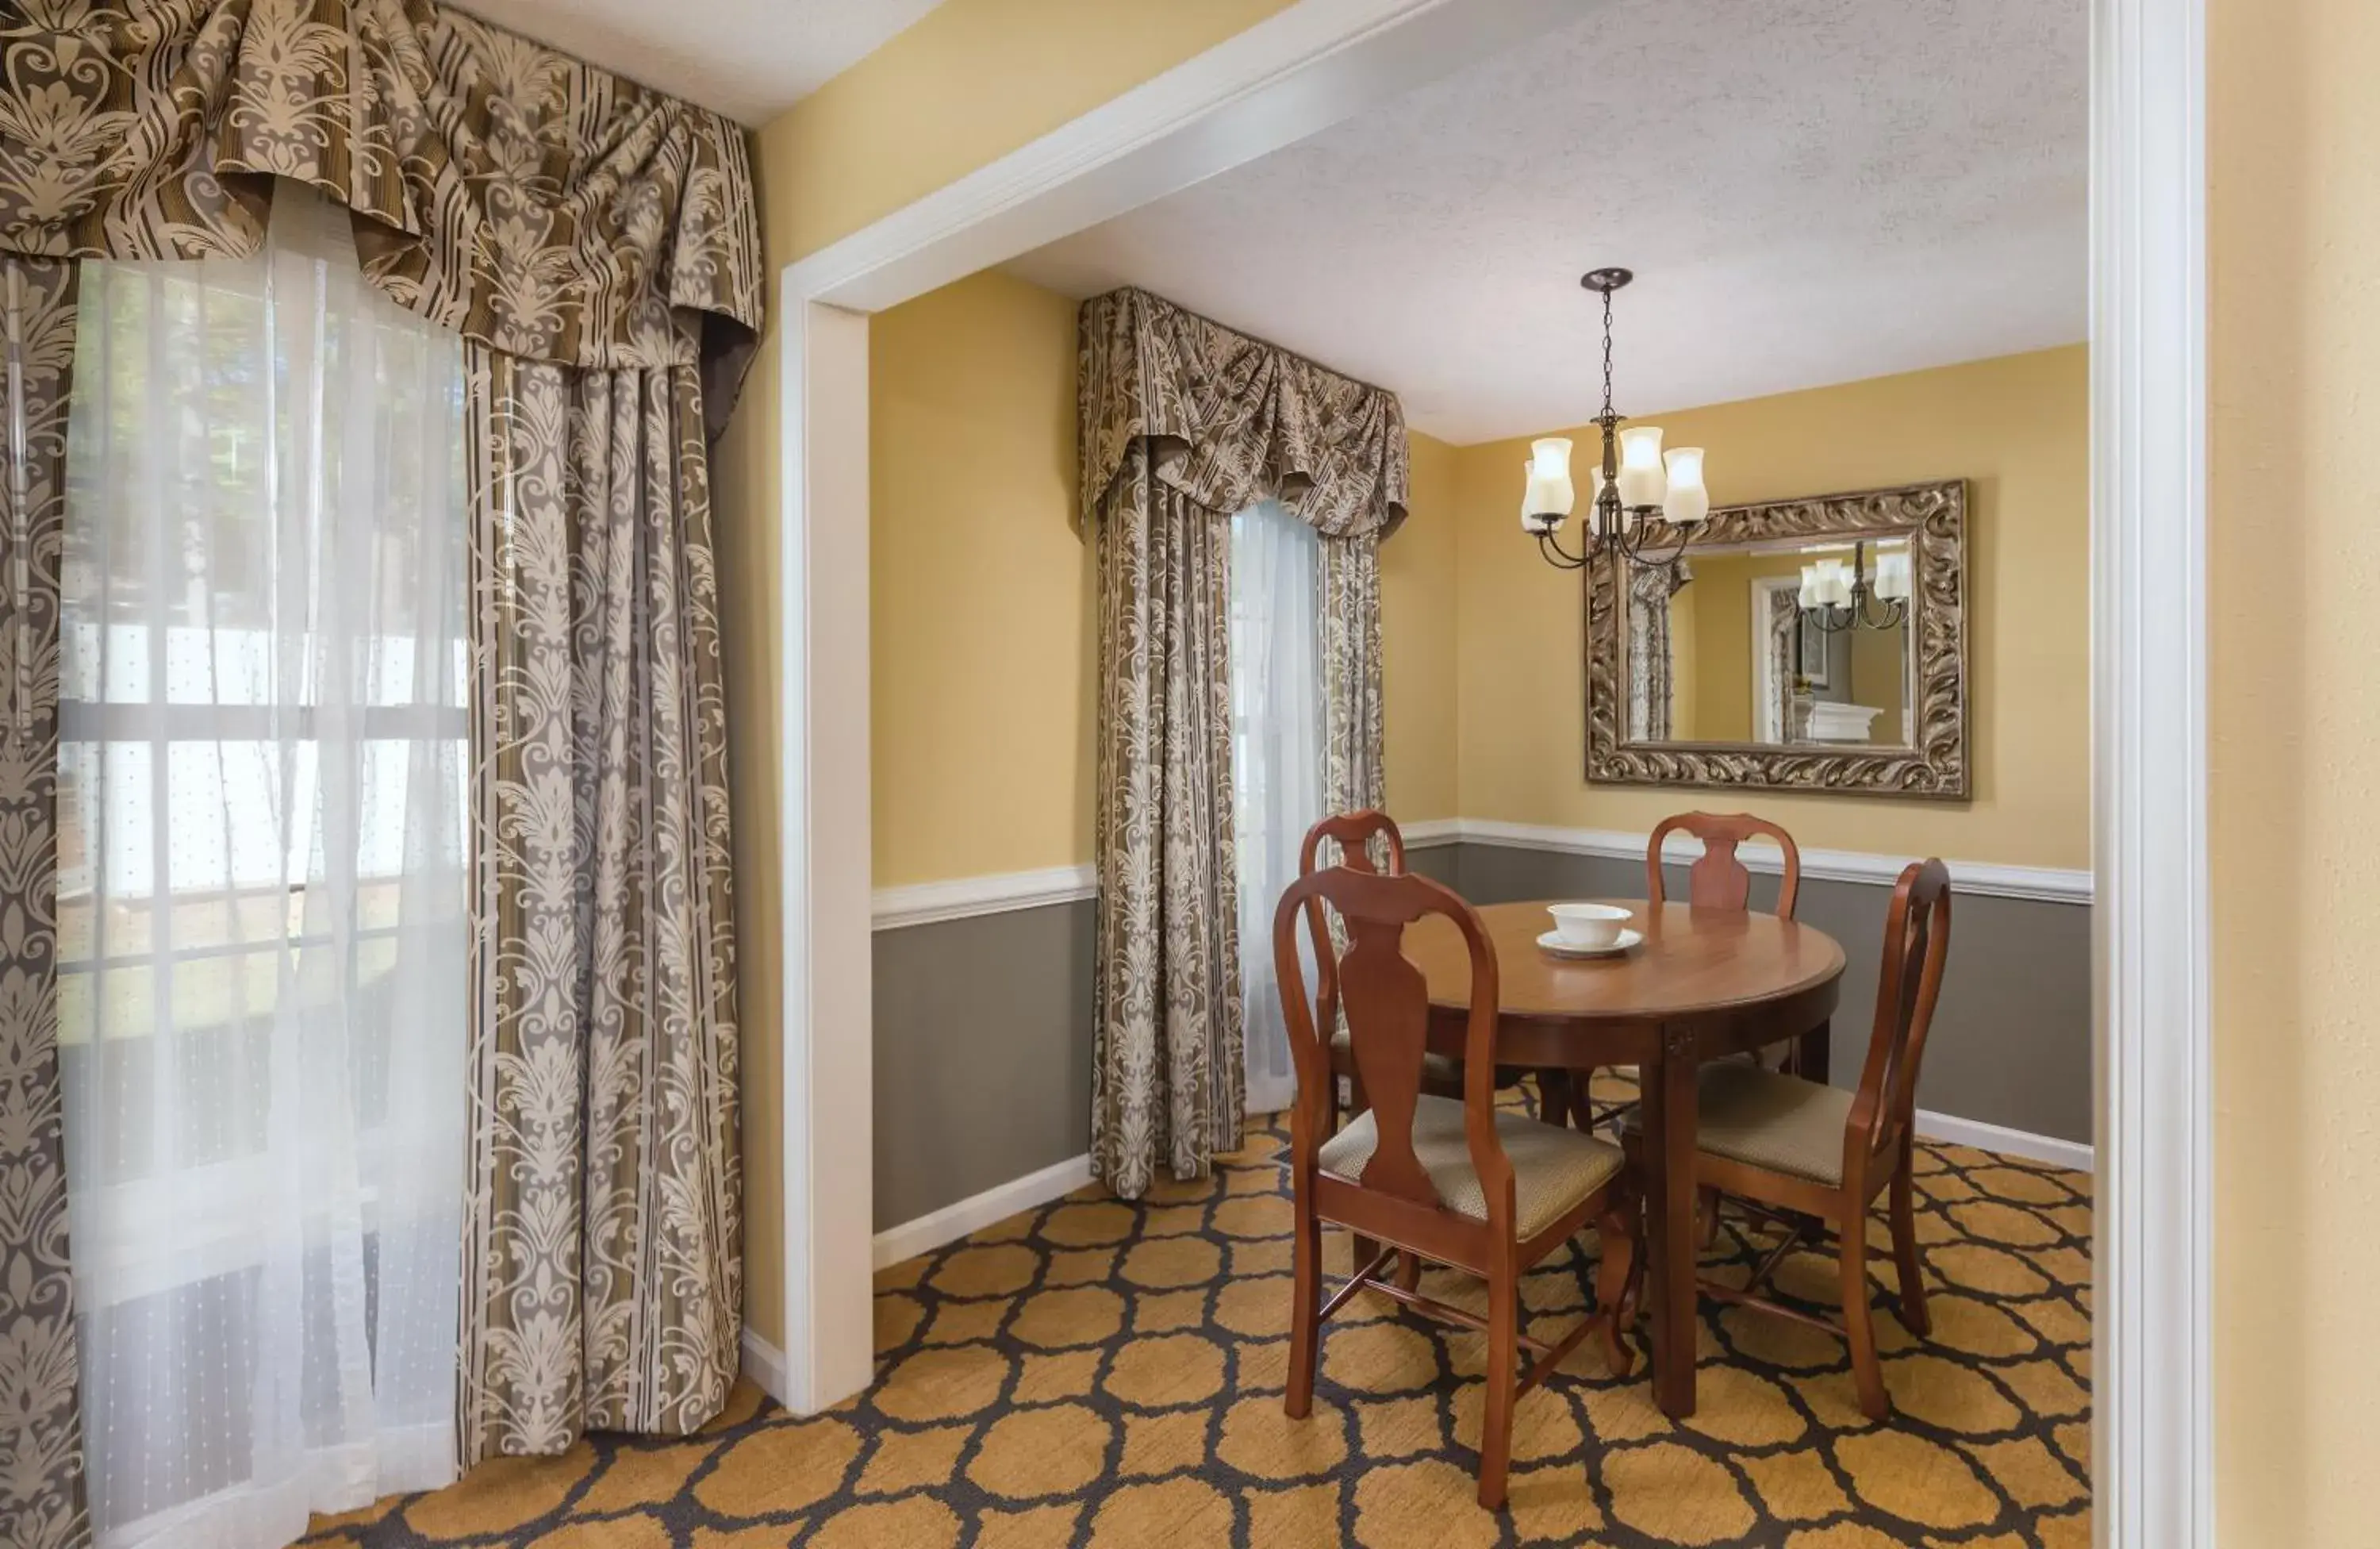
[1594, 1201, 1638, 1378]
[1889, 1146, 1931, 1337]
[1395, 1251, 1422, 1293]
[1696, 1185, 1722, 1250]
[1839, 1208, 1889, 1420]
[1478, 1253, 1519, 1510]
[1285, 1187, 1322, 1420]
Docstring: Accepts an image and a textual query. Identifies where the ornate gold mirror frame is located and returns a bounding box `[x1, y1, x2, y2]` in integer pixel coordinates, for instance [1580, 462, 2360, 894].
[1585, 478, 1970, 798]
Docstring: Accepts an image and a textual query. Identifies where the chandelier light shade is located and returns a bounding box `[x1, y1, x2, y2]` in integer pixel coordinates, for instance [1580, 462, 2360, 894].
[1798, 542, 1910, 632]
[1520, 438, 1576, 528]
[1522, 267, 1708, 572]
[1662, 447, 1709, 525]
[1616, 425, 1666, 508]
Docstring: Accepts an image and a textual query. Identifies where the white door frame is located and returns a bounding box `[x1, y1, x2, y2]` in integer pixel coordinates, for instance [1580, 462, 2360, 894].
[773, 2, 2212, 1543]
[2090, 0, 2210, 1543]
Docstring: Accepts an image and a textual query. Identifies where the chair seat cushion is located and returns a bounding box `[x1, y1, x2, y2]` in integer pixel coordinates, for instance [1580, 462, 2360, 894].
[1318, 1094, 1625, 1241]
[1623, 1063, 1852, 1186]
[1330, 1028, 1464, 1086]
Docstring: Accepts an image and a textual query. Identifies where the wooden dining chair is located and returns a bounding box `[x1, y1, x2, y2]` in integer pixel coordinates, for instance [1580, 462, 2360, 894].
[1275, 862, 1638, 1509]
[1298, 812, 1463, 1132]
[1625, 858, 1952, 1420]
[1299, 811, 1564, 1134]
[1571, 812, 1810, 1140]
[1646, 810, 1802, 918]
[1616, 811, 1810, 1125]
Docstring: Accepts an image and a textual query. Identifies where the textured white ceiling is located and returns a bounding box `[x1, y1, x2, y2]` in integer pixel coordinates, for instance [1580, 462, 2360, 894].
[1005, 0, 2086, 444]
[450, 0, 944, 125]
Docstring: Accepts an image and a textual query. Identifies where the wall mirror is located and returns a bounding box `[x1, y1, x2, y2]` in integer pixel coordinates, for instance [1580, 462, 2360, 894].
[1585, 479, 1969, 798]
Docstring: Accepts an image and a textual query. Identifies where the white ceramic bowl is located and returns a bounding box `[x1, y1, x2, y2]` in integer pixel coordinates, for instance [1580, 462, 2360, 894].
[1547, 902, 1632, 949]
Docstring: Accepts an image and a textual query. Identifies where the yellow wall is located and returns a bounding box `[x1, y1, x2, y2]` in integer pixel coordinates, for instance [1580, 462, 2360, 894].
[1453, 346, 2090, 871]
[1687, 557, 1752, 744]
[869, 272, 1095, 888]
[1685, 549, 1798, 744]
[753, 0, 1297, 267]
[716, 0, 1299, 1350]
[1846, 609, 1910, 744]
[1387, 432, 1462, 820]
[2209, 0, 2380, 1539]
[1667, 579, 1699, 743]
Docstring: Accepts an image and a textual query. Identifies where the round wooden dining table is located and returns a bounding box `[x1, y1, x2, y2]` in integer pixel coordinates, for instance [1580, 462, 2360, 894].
[1401, 897, 1847, 1418]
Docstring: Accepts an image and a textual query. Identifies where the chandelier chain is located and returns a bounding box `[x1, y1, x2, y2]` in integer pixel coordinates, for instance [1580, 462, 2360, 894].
[1600, 285, 1616, 423]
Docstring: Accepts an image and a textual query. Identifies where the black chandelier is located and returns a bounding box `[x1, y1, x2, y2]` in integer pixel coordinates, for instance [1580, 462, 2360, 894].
[1796, 540, 1912, 634]
[1520, 267, 1710, 571]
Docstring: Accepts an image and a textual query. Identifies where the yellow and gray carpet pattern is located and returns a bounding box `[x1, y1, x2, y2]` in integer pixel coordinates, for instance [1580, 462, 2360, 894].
[305, 1113, 2091, 1547]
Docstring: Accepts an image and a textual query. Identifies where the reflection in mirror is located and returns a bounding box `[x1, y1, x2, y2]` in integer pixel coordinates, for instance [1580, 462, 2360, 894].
[1626, 536, 1914, 749]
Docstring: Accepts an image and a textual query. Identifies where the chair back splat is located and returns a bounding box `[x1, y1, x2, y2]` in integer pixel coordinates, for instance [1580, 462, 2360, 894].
[1274, 865, 1505, 1218]
[1296, 809, 1407, 1054]
[1297, 807, 1406, 878]
[1646, 810, 1803, 919]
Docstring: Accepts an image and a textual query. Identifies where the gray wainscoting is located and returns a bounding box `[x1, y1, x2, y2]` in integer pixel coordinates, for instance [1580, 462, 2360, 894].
[870, 838, 2088, 1232]
[875, 847, 1461, 1230]
[1405, 843, 1463, 888]
[1442, 842, 2093, 1145]
[873, 899, 1096, 1231]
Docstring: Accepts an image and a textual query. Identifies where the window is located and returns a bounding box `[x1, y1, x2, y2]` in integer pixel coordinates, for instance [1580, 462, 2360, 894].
[1229, 500, 1324, 1118]
[53, 190, 470, 1547]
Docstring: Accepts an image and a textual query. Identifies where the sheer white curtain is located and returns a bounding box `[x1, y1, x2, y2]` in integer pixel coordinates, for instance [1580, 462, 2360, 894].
[1230, 501, 1325, 1118]
[54, 188, 470, 1548]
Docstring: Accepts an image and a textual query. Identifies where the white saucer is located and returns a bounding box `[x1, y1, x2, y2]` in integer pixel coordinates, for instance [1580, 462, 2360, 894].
[1537, 927, 1642, 959]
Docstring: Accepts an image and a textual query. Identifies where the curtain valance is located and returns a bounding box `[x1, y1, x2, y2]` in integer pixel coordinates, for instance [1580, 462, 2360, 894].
[1079, 286, 1409, 539]
[0, 0, 763, 396]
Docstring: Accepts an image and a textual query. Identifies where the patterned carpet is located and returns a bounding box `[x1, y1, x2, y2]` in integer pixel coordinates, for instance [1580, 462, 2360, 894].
[303, 1103, 2092, 1547]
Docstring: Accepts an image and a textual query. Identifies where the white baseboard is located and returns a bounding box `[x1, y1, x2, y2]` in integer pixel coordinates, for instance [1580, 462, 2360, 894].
[1914, 1108, 2093, 1172]
[739, 1324, 790, 1406]
[853, 1112, 2079, 1268]
[740, 1153, 1097, 1402]
[870, 1151, 1094, 1271]
[1399, 817, 1461, 848]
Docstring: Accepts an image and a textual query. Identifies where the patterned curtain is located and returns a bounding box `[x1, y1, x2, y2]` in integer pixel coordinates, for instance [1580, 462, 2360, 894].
[1768, 586, 1813, 743]
[1627, 559, 1692, 741]
[460, 342, 741, 1460]
[1320, 536, 1386, 819]
[0, 255, 91, 1549]
[1080, 289, 1407, 1198]
[0, 0, 762, 1524]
